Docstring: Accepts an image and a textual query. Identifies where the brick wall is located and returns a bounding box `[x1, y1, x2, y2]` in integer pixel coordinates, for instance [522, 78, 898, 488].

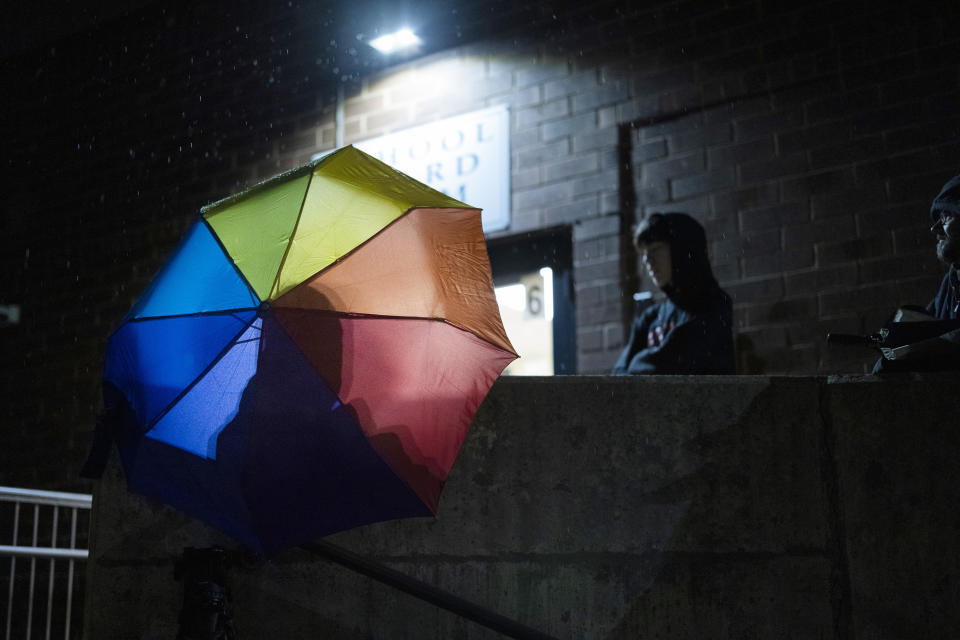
[330, 1, 960, 375]
[2, 0, 958, 488]
[616, 2, 960, 373]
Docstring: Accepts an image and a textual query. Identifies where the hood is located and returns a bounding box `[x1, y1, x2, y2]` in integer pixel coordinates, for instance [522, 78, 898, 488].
[635, 212, 718, 312]
[930, 174, 960, 221]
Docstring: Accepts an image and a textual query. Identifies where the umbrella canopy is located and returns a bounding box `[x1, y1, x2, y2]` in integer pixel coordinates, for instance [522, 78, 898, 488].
[104, 146, 517, 554]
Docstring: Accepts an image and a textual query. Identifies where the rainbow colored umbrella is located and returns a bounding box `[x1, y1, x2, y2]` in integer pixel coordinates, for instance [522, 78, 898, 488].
[103, 146, 517, 555]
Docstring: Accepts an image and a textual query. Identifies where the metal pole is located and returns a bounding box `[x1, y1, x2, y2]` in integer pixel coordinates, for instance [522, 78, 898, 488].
[300, 540, 557, 640]
[5, 502, 20, 640]
[27, 504, 38, 640]
[0, 487, 91, 509]
[45, 507, 58, 640]
[0, 547, 87, 561]
[64, 509, 77, 640]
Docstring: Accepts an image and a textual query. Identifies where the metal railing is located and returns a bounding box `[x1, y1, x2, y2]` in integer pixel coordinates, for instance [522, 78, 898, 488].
[1, 486, 91, 640]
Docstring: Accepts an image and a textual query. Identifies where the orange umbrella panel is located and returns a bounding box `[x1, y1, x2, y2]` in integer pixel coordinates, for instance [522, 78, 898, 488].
[274, 206, 515, 355]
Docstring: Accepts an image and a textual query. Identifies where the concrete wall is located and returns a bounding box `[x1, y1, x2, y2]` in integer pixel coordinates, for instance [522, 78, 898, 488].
[85, 375, 960, 639]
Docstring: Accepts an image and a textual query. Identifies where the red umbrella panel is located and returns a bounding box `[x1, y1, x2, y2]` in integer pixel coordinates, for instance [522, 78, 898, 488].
[103, 146, 517, 554]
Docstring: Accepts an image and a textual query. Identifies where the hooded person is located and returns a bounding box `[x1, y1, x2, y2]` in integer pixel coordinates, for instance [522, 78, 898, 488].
[872, 174, 960, 373]
[927, 174, 960, 320]
[611, 212, 734, 375]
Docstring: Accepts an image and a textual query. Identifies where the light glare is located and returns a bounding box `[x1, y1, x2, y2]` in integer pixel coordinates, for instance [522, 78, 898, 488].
[370, 28, 420, 53]
[495, 284, 526, 312]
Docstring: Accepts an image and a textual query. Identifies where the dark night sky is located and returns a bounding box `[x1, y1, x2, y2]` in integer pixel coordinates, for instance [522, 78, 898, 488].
[0, 0, 157, 59]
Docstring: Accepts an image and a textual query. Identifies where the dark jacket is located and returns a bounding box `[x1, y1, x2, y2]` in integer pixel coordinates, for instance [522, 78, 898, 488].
[926, 265, 960, 321]
[612, 213, 734, 375]
[612, 291, 733, 374]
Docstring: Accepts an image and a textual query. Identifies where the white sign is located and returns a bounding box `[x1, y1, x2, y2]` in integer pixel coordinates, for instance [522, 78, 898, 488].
[355, 105, 511, 233]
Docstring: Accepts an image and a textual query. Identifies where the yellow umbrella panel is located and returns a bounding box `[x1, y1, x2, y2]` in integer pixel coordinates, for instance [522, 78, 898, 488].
[203, 145, 468, 301]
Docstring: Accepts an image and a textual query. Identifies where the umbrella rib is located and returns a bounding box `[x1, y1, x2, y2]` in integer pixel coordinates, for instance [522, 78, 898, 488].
[278, 205, 448, 287]
[319, 149, 472, 208]
[271, 205, 482, 307]
[313, 205, 419, 274]
[440, 318, 518, 356]
[200, 162, 318, 217]
[199, 149, 345, 218]
[278, 308, 518, 356]
[200, 217, 261, 306]
[120, 307, 261, 324]
[267, 168, 315, 300]
[144, 313, 262, 432]
[379, 314, 517, 356]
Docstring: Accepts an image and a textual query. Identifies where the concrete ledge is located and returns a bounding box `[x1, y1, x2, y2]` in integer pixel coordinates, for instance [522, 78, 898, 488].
[84, 375, 960, 639]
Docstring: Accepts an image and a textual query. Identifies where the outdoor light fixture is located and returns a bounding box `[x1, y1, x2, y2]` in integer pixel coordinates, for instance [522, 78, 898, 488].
[369, 28, 420, 53]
